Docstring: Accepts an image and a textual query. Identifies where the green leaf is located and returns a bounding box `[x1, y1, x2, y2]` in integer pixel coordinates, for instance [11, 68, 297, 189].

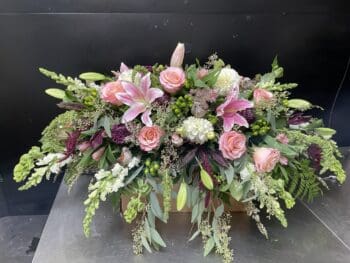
[230, 180, 243, 201]
[204, 237, 215, 257]
[150, 228, 167, 247]
[188, 230, 200, 242]
[215, 204, 224, 218]
[141, 236, 152, 253]
[264, 135, 298, 158]
[224, 164, 234, 184]
[150, 192, 164, 221]
[125, 165, 144, 185]
[79, 72, 106, 81]
[315, 127, 336, 139]
[200, 168, 214, 190]
[102, 117, 111, 137]
[176, 181, 187, 211]
[287, 99, 312, 110]
[45, 88, 66, 99]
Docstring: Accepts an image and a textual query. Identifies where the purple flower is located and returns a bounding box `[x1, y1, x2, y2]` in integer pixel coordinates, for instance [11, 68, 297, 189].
[307, 144, 322, 171]
[288, 112, 312, 125]
[111, 124, 131, 144]
[90, 130, 104, 149]
[63, 130, 80, 159]
[155, 93, 170, 105]
[238, 108, 256, 124]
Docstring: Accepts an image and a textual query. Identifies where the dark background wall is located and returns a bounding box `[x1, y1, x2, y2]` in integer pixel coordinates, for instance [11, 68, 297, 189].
[0, 0, 349, 215]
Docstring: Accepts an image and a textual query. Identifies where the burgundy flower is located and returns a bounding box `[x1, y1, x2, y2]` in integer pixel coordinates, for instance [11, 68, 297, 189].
[307, 144, 322, 171]
[238, 108, 256, 124]
[111, 124, 131, 144]
[63, 130, 80, 159]
[155, 93, 171, 105]
[90, 130, 104, 149]
[288, 112, 312, 125]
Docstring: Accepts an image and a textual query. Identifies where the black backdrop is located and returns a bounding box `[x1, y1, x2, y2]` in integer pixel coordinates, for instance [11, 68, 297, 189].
[0, 1, 350, 214]
[1, 0, 350, 162]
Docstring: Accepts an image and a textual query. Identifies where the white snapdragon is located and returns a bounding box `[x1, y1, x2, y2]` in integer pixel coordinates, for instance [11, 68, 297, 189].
[36, 153, 72, 174]
[214, 67, 241, 96]
[180, 117, 214, 144]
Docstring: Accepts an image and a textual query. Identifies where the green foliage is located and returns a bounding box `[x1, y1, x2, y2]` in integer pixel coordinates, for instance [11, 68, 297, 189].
[124, 195, 145, 223]
[287, 160, 322, 202]
[161, 170, 173, 221]
[13, 146, 43, 183]
[40, 111, 78, 153]
[285, 130, 346, 183]
[18, 166, 49, 190]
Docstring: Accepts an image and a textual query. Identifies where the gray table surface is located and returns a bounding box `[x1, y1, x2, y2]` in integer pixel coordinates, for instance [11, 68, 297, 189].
[33, 148, 350, 263]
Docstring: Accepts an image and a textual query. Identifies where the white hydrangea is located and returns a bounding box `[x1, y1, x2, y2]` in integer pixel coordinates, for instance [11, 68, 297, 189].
[180, 117, 214, 144]
[214, 67, 241, 96]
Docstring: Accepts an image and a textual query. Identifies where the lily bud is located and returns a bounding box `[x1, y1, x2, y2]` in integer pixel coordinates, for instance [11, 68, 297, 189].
[92, 147, 105, 161]
[170, 42, 185, 67]
[77, 141, 91, 152]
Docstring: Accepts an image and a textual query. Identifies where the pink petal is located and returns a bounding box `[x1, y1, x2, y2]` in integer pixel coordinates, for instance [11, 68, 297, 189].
[232, 113, 249, 128]
[122, 81, 144, 101]
[223, 117, 236, 131]
[227, 99, 253, 112]
[147, 88, 164, 103]
[122, 103, 146, 123]
[140, 73, 151, 95]
[120, 62, 129, 73]
[141, 109, 153, 126]
[115, 92, 133, 106]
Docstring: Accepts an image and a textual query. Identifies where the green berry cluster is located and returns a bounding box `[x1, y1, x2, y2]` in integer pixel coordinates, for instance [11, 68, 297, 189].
[124, 196, 145, 224]
[206, 114, 218, 125]
[144, 158, 160, 176]
[83, 89, 98, 106]
[171, 95, 193, 117]
[251, 119, 270, 136]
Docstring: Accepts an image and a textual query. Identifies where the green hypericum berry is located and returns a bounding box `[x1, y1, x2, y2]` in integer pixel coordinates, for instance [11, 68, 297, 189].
[90, 89, 97, 97]
[180, 102, 187, 108]
[145, 158, 151, 167]
[83, 96, 95, 106]
[150, 167, 156, 176]
[152, 162, 160, 170]
[144, 168, 150, 174]
[184, 94, 191, 100]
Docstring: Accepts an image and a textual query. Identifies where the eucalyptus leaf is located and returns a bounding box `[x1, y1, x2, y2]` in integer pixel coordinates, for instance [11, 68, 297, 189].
[224, 164, 234, 184]
[188, 230, 200, 242]
[230, 180, 244, 201]
[141, 236, 152, 253]
[150, 192, 164, 221]
[150, 228, 166, 247]
[214, 204, 224, 218]
[204, 237, 215, 257]
[125, 165, 144, 185]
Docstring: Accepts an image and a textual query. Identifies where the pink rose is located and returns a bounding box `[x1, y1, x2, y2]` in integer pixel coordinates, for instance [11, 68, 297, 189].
[253, 147, 281, 173]
[138, 125, 164, 152]
[100, 81, 125, 105]
[276, 133, 289, 144]
[253, 88, 273, 104]
[219, 131, 247, 160]
[159, 67, 186, 94]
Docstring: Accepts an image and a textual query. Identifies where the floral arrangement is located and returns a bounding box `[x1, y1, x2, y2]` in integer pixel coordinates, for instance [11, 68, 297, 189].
[14, 43, 346, 262]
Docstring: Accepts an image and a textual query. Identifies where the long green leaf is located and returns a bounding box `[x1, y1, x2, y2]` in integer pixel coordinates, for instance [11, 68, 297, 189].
[176, 181, 187, 211]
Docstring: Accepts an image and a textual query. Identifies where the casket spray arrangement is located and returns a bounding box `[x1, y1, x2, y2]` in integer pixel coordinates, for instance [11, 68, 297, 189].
[14, 43, 346, 262]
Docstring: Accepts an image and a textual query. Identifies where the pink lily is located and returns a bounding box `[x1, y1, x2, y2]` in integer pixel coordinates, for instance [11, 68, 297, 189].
[116, 73, 164, 126]
[216, 88, 254, 131]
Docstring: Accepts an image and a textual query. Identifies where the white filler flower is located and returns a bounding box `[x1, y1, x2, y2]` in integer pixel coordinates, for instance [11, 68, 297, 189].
[214, 67, 241, 96]
[180, 117, 214, 144]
